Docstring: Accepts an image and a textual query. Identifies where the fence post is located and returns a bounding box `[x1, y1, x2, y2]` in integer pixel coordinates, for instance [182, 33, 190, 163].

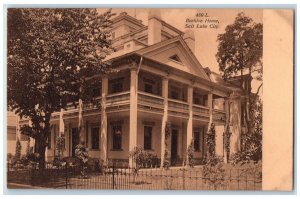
[65, 164, 68, 189]
[7, 163, 9, 183]
[237, 169, 240, 189]
[253, 167, 256, 190]
[30, 164, 34, 186]
[245, 168, 248, 190]
[182, 169, 185, 190]
[112, 162, 115, 190]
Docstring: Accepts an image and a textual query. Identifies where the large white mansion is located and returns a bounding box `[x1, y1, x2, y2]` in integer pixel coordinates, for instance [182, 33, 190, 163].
[13, 10, 247, 167]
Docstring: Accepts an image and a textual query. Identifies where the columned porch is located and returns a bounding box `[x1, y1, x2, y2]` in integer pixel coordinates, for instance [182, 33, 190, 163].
[40, 62, 231, 167]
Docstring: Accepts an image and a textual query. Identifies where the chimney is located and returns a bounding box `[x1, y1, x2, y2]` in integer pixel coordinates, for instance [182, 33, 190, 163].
[148, 9, 162, 45]
[183, 30, 195, 53]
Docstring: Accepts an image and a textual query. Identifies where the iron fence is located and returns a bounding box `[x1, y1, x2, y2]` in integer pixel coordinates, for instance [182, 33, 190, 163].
[7, 162, 262, 190]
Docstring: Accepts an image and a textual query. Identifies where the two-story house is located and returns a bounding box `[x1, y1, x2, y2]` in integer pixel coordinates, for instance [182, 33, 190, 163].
[18, 10, 245, 167]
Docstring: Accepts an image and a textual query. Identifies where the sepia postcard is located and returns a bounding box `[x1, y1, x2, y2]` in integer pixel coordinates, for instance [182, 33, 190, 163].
[5, 7, 294, 192]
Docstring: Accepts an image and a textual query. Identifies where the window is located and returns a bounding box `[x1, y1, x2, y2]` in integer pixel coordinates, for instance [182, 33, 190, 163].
[112, 125, 122, 150]
[171, 90, 179, 100]
[111, 78, 124, 93]
[193, 94, 206, 106]
[194, 131, 200, 151]
[144, 83, 153, 94]
[144, 126, 152, 150]
[193, 97, 200, 105]
[143, 78, 155, 94]
[91, 127, 100, 150]
[169, 54, 182, 64]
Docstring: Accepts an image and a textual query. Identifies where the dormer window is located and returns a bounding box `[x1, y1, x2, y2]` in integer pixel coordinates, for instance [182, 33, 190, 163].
[169, 54, 183, 64]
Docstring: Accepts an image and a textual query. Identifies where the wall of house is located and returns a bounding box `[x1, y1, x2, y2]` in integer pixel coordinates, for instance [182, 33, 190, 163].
[193, 125, 206, 160]
[215, 125, 225, 157]
[136, 118, 162, 157]
[107, 117, 130, 160]
[86, 119, 101, 159]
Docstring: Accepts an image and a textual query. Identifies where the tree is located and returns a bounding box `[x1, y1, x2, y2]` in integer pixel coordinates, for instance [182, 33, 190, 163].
[216, 12, 262, 86]
[7, 8, 115, 169]
[216, 12, 263, 163]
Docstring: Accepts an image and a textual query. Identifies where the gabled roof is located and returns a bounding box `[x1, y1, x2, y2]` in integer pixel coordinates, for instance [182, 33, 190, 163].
[135, 36, 211, 81]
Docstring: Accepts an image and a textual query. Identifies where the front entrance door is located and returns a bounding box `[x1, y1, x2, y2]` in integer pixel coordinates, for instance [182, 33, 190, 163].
[71, 128, 80, 157]
[171, 129, 178, 166]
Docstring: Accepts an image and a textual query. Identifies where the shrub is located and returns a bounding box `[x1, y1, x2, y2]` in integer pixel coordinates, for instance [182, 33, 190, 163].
[223, 125, 231, 161]
[163, 122, 171, 169]
[163, 149, 170, 169]
[75, 144, 89, 178]
[205, 123, 216, 158]
[62, 157, 81, 166]
[87, 158, 103, 173]
[129, 146, 159, 169]
[53, 136, 66, 167]
[15, 138, 21, 160]
[203, 155, 226, 190]
[186, 139, 194, 167]
[56, 136, 65, 159]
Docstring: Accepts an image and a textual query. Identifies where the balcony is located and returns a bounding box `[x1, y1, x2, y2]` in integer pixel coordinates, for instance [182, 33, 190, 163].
[137, 92, 164, 114]
[193, 104, 209, 121]
[106, 91, 130, 113]
[168, 99, 189, 118]
[212, 109, 226, 123]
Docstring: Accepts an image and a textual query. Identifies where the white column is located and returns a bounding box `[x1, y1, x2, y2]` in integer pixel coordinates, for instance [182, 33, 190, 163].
[186, 85, 193, 166]
[205, 92, 213, 157]
[59, 109, 64, 137]
[100, 76, 108, 164]
[129, 68, 138, 168]
[78, 86, 84, 145]
[208, 93, 213, 125]
[28, 119, 35, 153]
[160, 77, 168, 168]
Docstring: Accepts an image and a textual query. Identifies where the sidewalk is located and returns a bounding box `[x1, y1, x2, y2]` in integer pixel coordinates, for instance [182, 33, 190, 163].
[7, 182, 47, 189]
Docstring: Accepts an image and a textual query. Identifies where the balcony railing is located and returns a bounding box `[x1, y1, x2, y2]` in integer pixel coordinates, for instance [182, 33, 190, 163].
[137, 91, 164, 114]
[106, 91, 130, 107]
[212, 109, 226, 123]
[168, 99, 189, 117]
[83, 97, 101, 110]
[193, 104, 209, 120]
[138, 92, 164, 106]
